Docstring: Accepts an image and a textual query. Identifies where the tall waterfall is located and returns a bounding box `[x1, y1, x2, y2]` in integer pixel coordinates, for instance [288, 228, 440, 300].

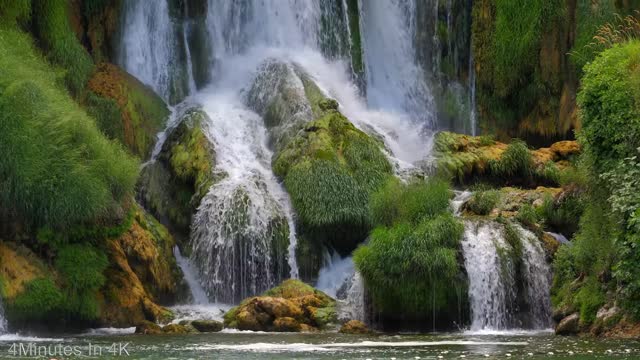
[461, 220, 552, 331]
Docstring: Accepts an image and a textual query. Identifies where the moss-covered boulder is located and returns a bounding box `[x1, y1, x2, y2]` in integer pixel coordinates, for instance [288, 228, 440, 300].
[339, 319, 371, 334]
[223, 279, 337, 332]
[138, 107, 216, 239]
[87, 63, 170, 159]
[434, 131, 578, 186]
[274, 111, 392, 268]
[97, 206, 182, 327]
[190, 319, 223, 333]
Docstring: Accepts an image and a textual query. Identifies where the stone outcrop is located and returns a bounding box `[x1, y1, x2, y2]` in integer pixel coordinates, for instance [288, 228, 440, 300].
[223, 279, 336, 332]
[138, 107, 216, 239]
[339, 320, 371, 334]
[556, 313, 580, 335]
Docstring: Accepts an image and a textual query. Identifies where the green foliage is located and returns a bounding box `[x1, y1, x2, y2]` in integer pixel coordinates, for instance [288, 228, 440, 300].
[515, 204, 539, 227]
[9, 278, 63, 322]
[466, 188, 501, 215]
[537, 194, 584, 237]
[575, 278, 605, 325]
[570, 0, 618, 74]
[354, 180, 465, 322]
[0, 29, 139, 229]
[274, 111, 392, 251]
[85, 91, 125, 142]
[0, 0, 31, 26]
[489, 139, 533, 181]
[578, 41, 640, 171]
[55, 244, 108, 321]
[32, 0, 95, 97]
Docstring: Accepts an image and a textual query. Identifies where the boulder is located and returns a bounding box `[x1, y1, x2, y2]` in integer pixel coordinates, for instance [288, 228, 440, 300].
[556, 313, 580, 335]
[339, 320, 371, 334]
[97, 206, 180, 327]
[137, 107, 216, 238]
[191, 319, 223, 333]
[135, 320, 163, 335]
[162, 323, 189, 334]
[224, 279, 337, 332]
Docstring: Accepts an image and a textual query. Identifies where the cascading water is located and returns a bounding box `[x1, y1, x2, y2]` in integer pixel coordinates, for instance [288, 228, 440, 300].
[0, 297, 7, 334]
[518, 226, 553, 329]
[461, 218, 553, 331]
[316, 252, 366, 322]
[461, 221, 518, 330]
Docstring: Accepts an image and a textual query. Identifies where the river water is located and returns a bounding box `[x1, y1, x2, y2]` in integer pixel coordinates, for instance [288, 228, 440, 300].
[0, 331, 637, 359]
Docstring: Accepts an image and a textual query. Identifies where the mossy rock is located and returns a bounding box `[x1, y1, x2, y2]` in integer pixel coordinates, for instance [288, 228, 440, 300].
[339, 319, 371, 334]
[434, 131, 577, 187]
[137, 107, 216, 239]
[274, 110, 392, 257]
[223, 279, 337, 332]
[87, 63, 170, 159]
[97, 206, 180, 327]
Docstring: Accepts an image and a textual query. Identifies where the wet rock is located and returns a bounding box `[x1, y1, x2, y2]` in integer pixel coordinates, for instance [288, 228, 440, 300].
[224, 279, 337, 332]
[556, 313, 580, 335]
[273, 317, 302, 332]
[191, 319, 223, 333]
[135, 321, 162, 335]
[339, 320, 371, 334]
[137, 107, 216, 238]
[162, 323, 189, 334]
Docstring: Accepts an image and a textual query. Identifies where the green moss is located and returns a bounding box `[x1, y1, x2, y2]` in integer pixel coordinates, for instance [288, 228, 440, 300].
[55, 244, 108, 321]
[354, 180, 466, 326]
[85, 91, 124, 141]
[274, 110, 392, 253]
[575, 277, 605, 325]
[0, 0, 32, 26]
[7, 278, 64, 323]
[0, 28, 139, 229]
[32, 0, 95, 97]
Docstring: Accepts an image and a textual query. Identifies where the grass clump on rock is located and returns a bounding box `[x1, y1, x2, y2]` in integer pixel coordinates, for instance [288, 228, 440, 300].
[354, 178, 466, 329]
[273, 109, 392, 254]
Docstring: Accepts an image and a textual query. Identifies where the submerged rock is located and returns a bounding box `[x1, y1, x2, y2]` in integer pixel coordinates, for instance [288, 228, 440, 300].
[339, 320, 371, 334]
[223, 279, 337, 332]
[138, 107, 216, 239]
[135, 320, 162, 335]
[161, 323, 190, 334]
[190, 319, 223, 333]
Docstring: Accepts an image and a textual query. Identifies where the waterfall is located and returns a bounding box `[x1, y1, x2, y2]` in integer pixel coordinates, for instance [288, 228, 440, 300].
[462, 221, 518, 330]
[359, 0, 436, 127]
[0, 296, 7, 334]
[173, 246, 209, 305]
[518, 226, 553, 329]
[316, 253, 366, 322]
[121, 0, 447, 304]
[461, 220, 553, 331]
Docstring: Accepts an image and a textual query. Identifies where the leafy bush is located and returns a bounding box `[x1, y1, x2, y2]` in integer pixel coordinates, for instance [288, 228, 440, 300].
[537, 194, 584, 237]
[0, 29, 139, 229]
[466, 188, 501, 215]
[575, 278, 605, 325]
[354, 180, 465, 325]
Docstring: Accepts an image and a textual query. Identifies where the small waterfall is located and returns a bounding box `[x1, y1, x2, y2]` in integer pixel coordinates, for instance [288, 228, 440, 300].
[0, 297, 7, 334]
[518, 226, 553, 329]
[119, 0, 191, 104]
[462, 221, 517, 330]
[461, 220, 553, 331]
[173, 246, 209, 305]
[316, 253, 366, 322]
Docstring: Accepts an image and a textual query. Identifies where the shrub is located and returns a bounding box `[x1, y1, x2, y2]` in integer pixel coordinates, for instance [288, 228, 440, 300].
[354, 180, 465, 324]
[0, 29, 139, 229]
[516, 204, 539, 227]
[466, 188, 501, 215]
[575, 277, 605, 325]
[32, 0, 95, 97]
[489, 139, 533, 180]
